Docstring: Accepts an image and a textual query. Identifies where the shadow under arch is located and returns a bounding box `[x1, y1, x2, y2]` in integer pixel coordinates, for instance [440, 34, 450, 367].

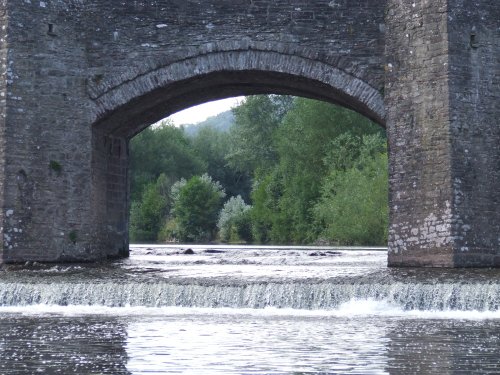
[89, 49, 385, 259]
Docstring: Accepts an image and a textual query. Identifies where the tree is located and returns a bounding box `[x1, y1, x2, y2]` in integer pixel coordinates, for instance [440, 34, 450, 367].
[249, 170, 284, 243]
[273, 99, 384, 242]
[217, 195, 252, 243]
[313, 135, 388, 245]
[129, 175, 170, 242]
[226, 95, 293, 175]
[191, 125, 252, 202]
[171, 174, 226, 242]
[129, 121, 205, 202]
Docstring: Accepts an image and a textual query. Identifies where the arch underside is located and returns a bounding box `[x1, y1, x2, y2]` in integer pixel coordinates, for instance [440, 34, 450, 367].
[90, 50, 385, 138]
[88, 49, 385, 260]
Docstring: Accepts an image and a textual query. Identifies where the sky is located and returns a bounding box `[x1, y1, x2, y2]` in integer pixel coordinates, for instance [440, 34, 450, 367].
[167, 97, 244, 126]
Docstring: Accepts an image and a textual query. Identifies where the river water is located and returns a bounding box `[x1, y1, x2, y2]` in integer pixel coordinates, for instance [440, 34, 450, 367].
[1, 245, 500, 374]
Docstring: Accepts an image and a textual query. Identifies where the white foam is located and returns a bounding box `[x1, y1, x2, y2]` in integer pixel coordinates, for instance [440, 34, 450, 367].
[1, 299, 499, 321]
[335, 299, 500, 320]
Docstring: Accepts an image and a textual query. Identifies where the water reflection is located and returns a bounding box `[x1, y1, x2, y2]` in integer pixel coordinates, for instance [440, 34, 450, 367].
[126, 314, 390, 374]
[1, 312, 500, 374]
[385, 319, 500, 374]
[0, 315, 131, 375]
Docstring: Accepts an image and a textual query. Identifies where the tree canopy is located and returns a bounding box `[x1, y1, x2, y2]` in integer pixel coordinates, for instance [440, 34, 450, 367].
[129, 96, 388, 245]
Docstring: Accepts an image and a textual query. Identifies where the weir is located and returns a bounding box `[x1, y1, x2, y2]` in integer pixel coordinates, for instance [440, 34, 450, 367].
[0, 1, 498, 267]
[2, 247, 500, 373]
[2, 279, 500, 312]
[2, 247, 500, 312]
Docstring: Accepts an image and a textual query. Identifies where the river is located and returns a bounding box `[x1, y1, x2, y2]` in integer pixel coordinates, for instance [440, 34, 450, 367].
[1, 245, 500, 374]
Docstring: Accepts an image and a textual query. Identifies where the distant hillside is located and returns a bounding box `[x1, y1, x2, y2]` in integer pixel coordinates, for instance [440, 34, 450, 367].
[183, 110, 235, 137]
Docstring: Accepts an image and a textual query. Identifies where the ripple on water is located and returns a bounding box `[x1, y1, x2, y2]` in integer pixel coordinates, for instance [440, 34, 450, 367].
[1, 245, 500, 374]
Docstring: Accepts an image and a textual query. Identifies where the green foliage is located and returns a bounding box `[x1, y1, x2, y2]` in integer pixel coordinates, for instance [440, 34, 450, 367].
[49, 160, 62, 175]
[324, 133, 365, 172]
[191, 125, 251, 202]
[129, 175, 170, 242]
[226, 95, 292, 175]
[217, 196, 252, 243]
[68, 230, 77, 244]
[249, 176, 273, 244]
[264, 98, 384, 243]
[128, 95, 388, 246]
[158, 218, 181, 243]
[249, 171, 284, 244]
[129, 120, 204, 202]
[172, 174, 226, 243]
[313, 135, 389, 245]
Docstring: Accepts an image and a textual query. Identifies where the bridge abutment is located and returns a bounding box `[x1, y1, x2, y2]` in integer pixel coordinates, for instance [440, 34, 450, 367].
[0, 1, 127, 262]
[386, 0, 500, 267]
[447, 0, 500, 266]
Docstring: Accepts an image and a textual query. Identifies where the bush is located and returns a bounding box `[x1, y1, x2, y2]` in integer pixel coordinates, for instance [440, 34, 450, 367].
[129, 181, 168, 243]
[313, 136, 388, 246]
[158, 218, 181, 243]
[172, 174, 225, 242]
[248, 173, 282, 244]
[217, 196, 252, 243]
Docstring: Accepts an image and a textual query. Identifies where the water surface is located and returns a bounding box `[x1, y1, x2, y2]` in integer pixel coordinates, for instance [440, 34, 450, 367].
[1, 245, 500, 374]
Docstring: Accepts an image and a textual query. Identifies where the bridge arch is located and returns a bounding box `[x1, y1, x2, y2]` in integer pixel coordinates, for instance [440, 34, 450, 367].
[90, 49, 385, 137]
[89, 48, 385, 257]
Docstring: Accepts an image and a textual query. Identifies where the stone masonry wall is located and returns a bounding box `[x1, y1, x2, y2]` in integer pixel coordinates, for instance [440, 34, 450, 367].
[87, 0, 387, 134]
[0, 1, 7, 263]
[0, 1, 99, 262]
[386, 0, 456, 266]
[0, 0, 497, 266]
[386, 0, 500, 267]
[448, 0, 500, 266]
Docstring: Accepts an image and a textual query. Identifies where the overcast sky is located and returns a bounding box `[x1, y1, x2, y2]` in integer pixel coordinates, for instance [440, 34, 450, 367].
[168, 97, 244, 126]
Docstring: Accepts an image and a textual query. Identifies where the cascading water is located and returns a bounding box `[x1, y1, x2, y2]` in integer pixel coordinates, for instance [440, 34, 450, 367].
[1, 246, 500, 374]
[2, 246, 500, 312]
[2, 279, 500, 311]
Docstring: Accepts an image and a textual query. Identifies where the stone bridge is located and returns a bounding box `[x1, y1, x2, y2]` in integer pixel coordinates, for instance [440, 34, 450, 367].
[0, 1, 498, 267]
